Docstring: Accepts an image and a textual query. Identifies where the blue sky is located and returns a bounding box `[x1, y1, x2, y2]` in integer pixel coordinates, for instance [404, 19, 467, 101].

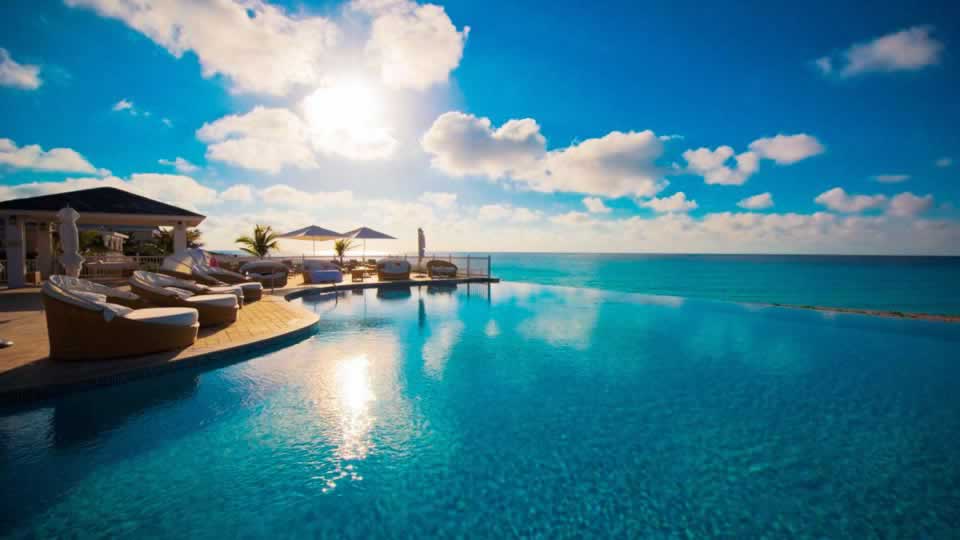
[1, 0, 958, 253]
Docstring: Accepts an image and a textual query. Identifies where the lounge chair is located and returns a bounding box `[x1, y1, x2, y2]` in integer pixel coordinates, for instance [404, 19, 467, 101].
[42, 275, 199, 360]
[240, 260, 289, 288]
[48, 275, 149, 308]
[377, 259, 411, 281]
[161, 249, 262, 302]
[130, 271, 239, 327]
[131, 270, 246, 305]
[303, 260, 343, 285]
[426, 260, 458, 278]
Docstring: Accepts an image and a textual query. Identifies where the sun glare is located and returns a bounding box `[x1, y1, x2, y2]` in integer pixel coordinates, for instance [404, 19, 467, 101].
[303, 81, 382, 131]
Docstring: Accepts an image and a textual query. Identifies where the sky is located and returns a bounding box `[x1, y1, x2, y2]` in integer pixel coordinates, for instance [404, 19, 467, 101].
[0, 0, 958, 254]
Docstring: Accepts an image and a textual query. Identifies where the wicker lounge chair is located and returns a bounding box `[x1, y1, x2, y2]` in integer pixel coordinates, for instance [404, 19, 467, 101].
[161, 250, 262, 302]
[132, 270, 246, 305]
[426, 260, 458, 278]
[48, 275, 150, 308]
[377, 259, 411, 281]
[42, 275, 199, 360]
[240, 260, 289, 288]
[303, 260, 343, 285]
[130, 271, 239, 327]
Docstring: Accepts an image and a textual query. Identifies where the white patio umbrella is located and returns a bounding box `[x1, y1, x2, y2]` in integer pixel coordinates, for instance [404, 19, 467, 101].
[342, 226, 397, 261]
[277, 225, 345, 255]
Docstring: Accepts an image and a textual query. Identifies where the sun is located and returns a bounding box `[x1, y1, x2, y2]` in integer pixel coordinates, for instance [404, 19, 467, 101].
[302, 80, 382, 131]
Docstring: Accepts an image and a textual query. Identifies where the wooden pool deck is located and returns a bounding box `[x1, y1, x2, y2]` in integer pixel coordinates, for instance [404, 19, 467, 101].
[0, 274, 497, 405]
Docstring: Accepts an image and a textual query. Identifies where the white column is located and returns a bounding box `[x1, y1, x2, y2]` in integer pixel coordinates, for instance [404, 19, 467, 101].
[4, 216, 26, 288]
[57, 207, 84, 278]
[173, 222, 188, 253]
[35, 222, 54, 279]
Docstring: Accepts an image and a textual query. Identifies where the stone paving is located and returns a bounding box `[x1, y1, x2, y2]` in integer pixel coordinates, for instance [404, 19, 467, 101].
[0, 288, 318, 403]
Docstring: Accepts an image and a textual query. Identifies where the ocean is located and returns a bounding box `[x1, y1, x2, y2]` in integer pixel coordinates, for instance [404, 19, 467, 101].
[487, 253, 960, 315]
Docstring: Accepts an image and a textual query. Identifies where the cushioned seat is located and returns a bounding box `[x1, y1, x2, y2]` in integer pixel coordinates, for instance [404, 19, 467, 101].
[186, 294, 239, 308]
[236, 282, 263, 301]
[122, 307, 200, 326]
[303, 260, 343, 285]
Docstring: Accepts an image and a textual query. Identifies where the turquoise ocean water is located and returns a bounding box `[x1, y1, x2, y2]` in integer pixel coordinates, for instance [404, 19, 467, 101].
[487, 253, 960, 315]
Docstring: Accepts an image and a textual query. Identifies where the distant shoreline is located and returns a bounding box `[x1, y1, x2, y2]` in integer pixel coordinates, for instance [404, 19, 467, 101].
[768, 303, 960, 323]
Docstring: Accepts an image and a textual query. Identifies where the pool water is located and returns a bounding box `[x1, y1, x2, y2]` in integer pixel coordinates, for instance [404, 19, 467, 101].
[1, 282, 959, 538]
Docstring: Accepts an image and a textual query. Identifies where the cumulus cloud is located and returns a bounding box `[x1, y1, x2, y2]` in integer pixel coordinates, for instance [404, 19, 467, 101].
[888, 192, 933, 217]
[0, 137, 100, 174]
[0, 48, 41, 90]
[640, 192, 698, 213]
[582, 197, 611, 213]
[158, 157, 200, 174]
[549, 211, 594, 226]
[872, 174, 910, 183]
[935, 157, 952, 168]
[419, 191, 457, 208]
[748, 134, 825, 165]
[683, 146, 758, 185]
[814, 187, 887, 213]
[478, 204, 541, 223]
[816, 26, 943, 77]
[197, 107, 318, 173]
[421, 112, 546, 178]
[352, 0, 469, 90]
[258, 184, 354, 208]
[422, 112, 668, 198]
[112, 98, 134, 113]
[737, 192, 774, 210]
[220, 184, 254, 202]
[0, 173, 218, 212]
[66, 0, 340, 96]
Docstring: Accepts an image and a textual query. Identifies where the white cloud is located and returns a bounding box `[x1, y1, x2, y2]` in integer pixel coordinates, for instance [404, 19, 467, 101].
[640, 192, 698, 213]
[352, 0, 469, 90]
[817, 26, 943, 77]
[66, 0, 341, 96]
[888, 192, 933, 217]
[220, 184, 254, 202]
[737, 192, 774, 210]
[0, 137, 99, 174]
[300, 83, 397, 160]
[197, 106, 317, 173]
[0, 48, 41, 90]
[422, 112, 668, 198]
[0, 173, 218, 212]
[258, 184, 354, 209]
[112, 98, 134, 113]
[683, 146, 758, 185]
[421, 111, 546, 178]
[935, 157, 952, 168]
[582, 197, 611, 214]
[748, 134, 825, 165]
[872, 174, 910, 183]
[814, 187, 887, 213]
[419, 191, 457, 208]
[478, 204, 541, 223]
[158, 157, 200, 174]
[549, 211, 594, 226]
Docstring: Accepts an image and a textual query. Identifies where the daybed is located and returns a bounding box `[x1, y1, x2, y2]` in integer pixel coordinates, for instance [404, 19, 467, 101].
[241, 260, 289, 288]
[161, 249, 262, 302]
[130, 271, 239, 327]
[426, 260, 458, 278]
[130, 270, 246, 305]
[377, 259, 411, 281]
[42, 275, 199, 360]
[303, 260, 343, 285]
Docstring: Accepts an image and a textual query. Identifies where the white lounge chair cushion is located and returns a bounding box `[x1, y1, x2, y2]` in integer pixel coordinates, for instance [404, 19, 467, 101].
[50, 275, 140, 301]
[205, 285, 244, 299]
[72, 291, 108, 304]
[165, 287, 195, 299]
[185, 293, 238, 308]
[122, 307, 199, 326]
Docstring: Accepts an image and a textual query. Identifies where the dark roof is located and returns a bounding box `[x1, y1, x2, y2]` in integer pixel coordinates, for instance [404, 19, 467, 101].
[0, 187, 204, 218]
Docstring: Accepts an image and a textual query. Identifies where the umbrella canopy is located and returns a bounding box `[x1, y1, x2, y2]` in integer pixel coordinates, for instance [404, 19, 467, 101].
[278, 225, 345, 255]
[342, 227, 396, 261]
[343, 227, 396, 240]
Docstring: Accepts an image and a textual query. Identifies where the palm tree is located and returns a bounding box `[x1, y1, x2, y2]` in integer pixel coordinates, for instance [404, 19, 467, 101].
[151, 227, 203, 255]
[236, 224, 279, 258]
[333, 238, 355, 266]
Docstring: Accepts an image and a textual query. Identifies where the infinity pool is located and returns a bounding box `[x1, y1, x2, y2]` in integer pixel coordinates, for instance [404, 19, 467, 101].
[1, 282, 958, 538]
